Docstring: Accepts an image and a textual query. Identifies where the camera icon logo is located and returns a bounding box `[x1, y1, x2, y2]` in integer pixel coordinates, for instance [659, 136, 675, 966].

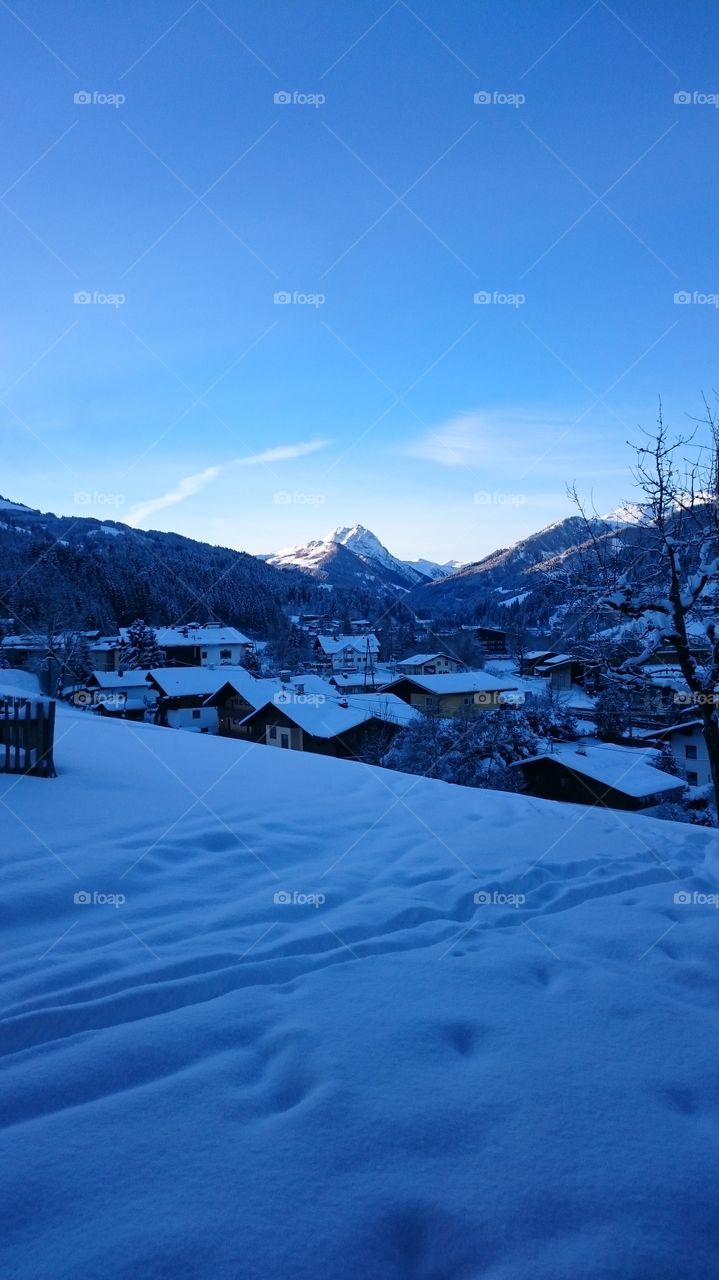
[274, 291, 292, 304]
[74, 90, 92, 105]
[74, 291, 92, 304]
[674, 91, 692, 105]
[674, 290, 692, 304]
[274, 91, 292, 105]
[274, 890, 292, 904]
[474, 90, 492, 104]
[74, 890, 92, 904]
[474, 890, 492, 905]
[673, 890, 692, 905]
[473, 290, 492, 304]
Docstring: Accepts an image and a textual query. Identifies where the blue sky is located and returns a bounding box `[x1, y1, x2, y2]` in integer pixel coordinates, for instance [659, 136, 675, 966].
[1, 0, 718, 561]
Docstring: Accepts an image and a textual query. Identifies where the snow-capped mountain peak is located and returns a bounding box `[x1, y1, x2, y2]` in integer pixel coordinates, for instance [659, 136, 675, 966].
[266, 524, 457, 590]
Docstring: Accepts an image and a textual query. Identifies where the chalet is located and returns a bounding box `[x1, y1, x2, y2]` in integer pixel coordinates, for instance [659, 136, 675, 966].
[205, 673, 334, 738]
[313, 634, 380, 673]
[523, 649, 558, 676]
[511, 741, 686, 812]
[121, 624, 252, 668]
[382, 672, 521, 716]
[329, 668, 396, 695]
[75, 670, 158, 720]
[476, 626, 508, 656]
[395, 652, 466, 676]
[646, 720, 712, 788]
[239, 691, 418, 758]
[536, 654, 585, 691]
[145, 667, 242, 733]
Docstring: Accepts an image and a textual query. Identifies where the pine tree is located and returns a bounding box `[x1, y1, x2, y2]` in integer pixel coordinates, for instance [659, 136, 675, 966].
[120, 620, 165, 670]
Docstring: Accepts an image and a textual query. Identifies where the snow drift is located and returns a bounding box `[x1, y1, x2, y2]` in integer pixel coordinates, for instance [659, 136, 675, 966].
[2, 699, 719, 1278]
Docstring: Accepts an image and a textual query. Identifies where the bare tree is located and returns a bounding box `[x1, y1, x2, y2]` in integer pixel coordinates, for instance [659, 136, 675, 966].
[567, 402, 719, 809]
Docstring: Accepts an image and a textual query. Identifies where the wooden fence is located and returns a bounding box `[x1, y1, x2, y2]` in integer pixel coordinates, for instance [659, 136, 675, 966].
[0, 698, 56, 777]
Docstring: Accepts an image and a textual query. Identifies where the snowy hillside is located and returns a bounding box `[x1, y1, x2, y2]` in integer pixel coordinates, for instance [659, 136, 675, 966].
[3, 700, 719, 1277]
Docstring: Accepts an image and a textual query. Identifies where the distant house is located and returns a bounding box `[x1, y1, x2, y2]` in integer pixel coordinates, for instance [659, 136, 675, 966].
[511, 741, 686, 811]
[476, 626, 508, 656]
[523, 649, 557, 676]
[329, 668, 396, 695]
[239, 691, 418, 757]
[395, 652, 466, 676]
[145, 667, 239, 732]
[78, 670, 158, 720]
[536, 654, 585, 691]
[121, 624, 251, 669]
[313, 634, 380, 673]
[87, 636, 124, 672]
[646, 720, 711, 788]
[382, 672, 521, 715]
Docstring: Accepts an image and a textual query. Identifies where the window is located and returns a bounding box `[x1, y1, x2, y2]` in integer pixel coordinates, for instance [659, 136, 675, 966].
[201, 650, 207, 659]
[425, 697, 433, 707]
[269, 726, 277, 740]
[687, 771, 698, 786]
[220, 649, 232, 660]
[463, 697, 471, 705]
[192, 709, 200, 719]
[685, 744, 697, 760]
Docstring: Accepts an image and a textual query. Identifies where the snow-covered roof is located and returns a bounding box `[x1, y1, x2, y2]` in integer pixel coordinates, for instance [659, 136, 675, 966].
[386, 672, 518, 695]
[396, 652, 457, 667]
[244, 691, 418, 738]
[88, 670, 151, 689]
[146, 667, 247, 698]
[522, 741, 683, 799]
[537, 653, 576, 668]
[331, 668, 396, 689]
[120, 624, 250, 648]
[314, 634, 379, 656]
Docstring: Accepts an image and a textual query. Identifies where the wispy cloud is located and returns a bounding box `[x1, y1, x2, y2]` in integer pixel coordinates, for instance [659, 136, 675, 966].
[399, 407, 626, 474]
[400, 412, 489, 467]
[126, 439, 330, 526]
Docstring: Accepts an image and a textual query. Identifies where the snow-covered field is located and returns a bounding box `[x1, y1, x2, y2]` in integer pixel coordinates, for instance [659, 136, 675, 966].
[3, 696, 719, 1278]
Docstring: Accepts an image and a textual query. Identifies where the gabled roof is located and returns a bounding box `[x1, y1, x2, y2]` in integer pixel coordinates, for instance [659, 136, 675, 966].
[518, 741, 684, 799]
[384, 672, 518, 695]
[314, 634, 379, 656]
[121, 624, 250, 648]
[396, 652, 460, 667]
[146, 667, 243, 698]
[88, 670, 151, 689]
[241, 691, 418, 739]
